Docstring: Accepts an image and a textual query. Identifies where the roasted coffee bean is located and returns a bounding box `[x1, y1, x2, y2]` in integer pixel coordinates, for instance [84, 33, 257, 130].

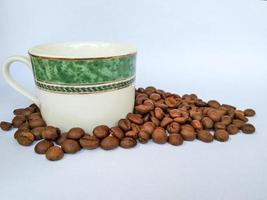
[61, 139, 81, 153]
[165, 96, 178, 108]
[190, 112, 202, 120]
[207, 110, 221, 122]
[160, 117, 173, 127]
[173, 117, 187, 124]
[131, 123, 140, 133]
[221, 104, 236, 110]
[221, 115, 232, 126]
[45, 146, 64, 161]
[16, 130, 35, 146]
[167, 122, 180, 134]
[29, 103, 40, 112]
[22, 107, 35, 116]
[214, 130, 229, 142]
[18, 122, 30, 131]
[100, 136, 120, 150]
[138, 130, 150, 144]
[143, 99, 155, 111]
[149, 93, 161, 101]
[31, 127, 45, 140]
[110, 126, 125, 140]
[141, 122, 155, 135]
[234, 111, 248, 122]
[150, 116, 160, 126]
[0, 121, 12, 131]
[67, 127, 85, 140]
[41, 126, 60, 141]
[56, 132, 68, 145]
[29, 118, 46, 129]
[214, 122, 226, 130]
[154, 102, 168, 110]
[14, 129, 24, 139]
[180, 127, 196, 141]
[118, 119, 132, 131]
[168, 134, 183, 146]
[232, 119, 245, 128]
[28, 112, 42, 120]
[12, 115, 26, 128]
[143, 113, 150, 122]
[120, 137, 137, 148]
[207, 100, 220, 108]
[244, 109, 256, 117]
[135, 104, 152, 114]
[241, 123, 255, 134]
[93, 125, 110, 139]
[127, 113, 143, 125]
[197, 130, 213, 143]
[152, 127, 167, 144]
[79, 135, 99, 149]
[13, 108, 25, 115]
[34, 140, 54, 154]
[135, 94, 148, 105]
[191, 120, 203, 130]
[125, 130, 138, 139]
[169, 109, 180, 118]
[155, 107, 164, 120]
[227, 124, 239, 135]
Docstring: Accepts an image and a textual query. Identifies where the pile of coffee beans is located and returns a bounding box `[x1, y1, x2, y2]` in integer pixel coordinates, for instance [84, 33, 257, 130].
[0, 86, 256, 161]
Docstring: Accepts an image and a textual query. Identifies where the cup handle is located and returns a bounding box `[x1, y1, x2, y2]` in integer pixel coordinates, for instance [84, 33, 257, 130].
[2, 55, 40, 106]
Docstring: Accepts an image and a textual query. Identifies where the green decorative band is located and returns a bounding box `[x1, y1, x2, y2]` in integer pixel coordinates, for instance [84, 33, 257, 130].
[30, 54, 136, 85]
[35, 76, 135, 94]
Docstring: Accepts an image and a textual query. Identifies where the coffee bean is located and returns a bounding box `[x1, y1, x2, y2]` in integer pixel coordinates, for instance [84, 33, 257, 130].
[168, 134, 183, 146]
[138, 130, 150, 144]
[28, 112, 42, 120]
[141, 122, 155, 135]
[244, 109, 256, 117]
[160, 117, 173, 127]
[232, 119, 245, 128]
[55, 132, 68, 145]
[180, 128, 196, 141]
[45, 146, 64, 161]
[100, 136, 120, 150]
[152, 127, 167, 144]
[127, 113, 143, 125]
[34, 140, 54, 154]
[214, 122, 226, 130]
[120, 137, 137, 148]
[221, 115, 232, 126]
[13, 108, 25, 115]
[154, 102, 168, 110]
[190, 112, 202, 120]
[227, 124, 239, 135]
[93, 125, 110, 139]
[79, 135, 99, 149]
[31, 127, 45, 140]
[110, 126, 125, 140]
[22, 107, 35, 116]
[135, 104, 152, 114]
[207, 110, 221, 122]
[197, 130, 213, 143]
[234, 111, 248, 122]
[135, 94, 148, 105]
[29, 118, 46, 129]
[41, 126, 60, 141]
[118, 119, 132, 131]
[241, 123, 255, 134]
[18, 122, 30, 131]
[12, 115, 26, 128]
[150, 116, 160, 126]
[155, 107, 164, 120]
[165, 96, 178, 108]
[61, 139, 81, 153]
[14, 129, 24, 139]
[221, 104, 236, 110]
[149, 93, 161, 101]
[16, 130, 35, 146]
[0, 121, 12, 131]
[169, 109, 180, 118]
[167, 122, 180, 134]
[207, 100, 220, 108]
[67, 127, 85, 140]
[29, 103, 40, 112]
[173, 117, 187, 124]
[214, 130, 229, 142]
[191, 120, 203, 130]
[125, 130, 138, 139]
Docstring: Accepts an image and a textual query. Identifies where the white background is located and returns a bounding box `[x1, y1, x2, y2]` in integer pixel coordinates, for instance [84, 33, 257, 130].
[0, 0, 267, 200]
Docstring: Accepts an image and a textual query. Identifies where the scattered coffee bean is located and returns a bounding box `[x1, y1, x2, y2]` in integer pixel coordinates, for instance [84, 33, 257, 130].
[152, 127, 167, 144]
[18, 122, 30, 131]
[29, 118, 46, 129]
[0, 121, 12, 131]
[138, 130, 150, 144]
[34, 140, 54, 154]
[61, 139, 81, 153]
[155, 107, 164, 120]
[16, 130, 35, 146]
[207, 100, 220, 108]
[201, 117, 214, 129]
[160, 117, 173, 127]
[120, 137, 137, 148]
[118, 119, 132, 131]
[46, 146, 64, 161]
[67, 127, 85, 140]
[125, 130, 138, 139]
[79, 135, 99, 149]
[227, 124, 239, 135]
[168, 134, 183, 146]
[127, 113, 143, 125]
[214, 130, 229, 142]
[167, 122, 180, 134]
[31, 127, 45, 140]
[12, 115, 26, 128]
[100, 136, 120, 150]
[41, 126, 60, 141]
[221, 115, 232, 126]
[191, 120, 203, 130]
[232, 119, 245, 128]
[56, 132, 68, 145]
[13, 108, 25, 115]
[244, 109, 256, 117]
[241, 123, 255, 134]
[214, 122, 226, 130]
[93, 125, 110, 139]
[110, 126, 124, 140]
[197, 130, 213, 143]
[141, 122, 155, 135]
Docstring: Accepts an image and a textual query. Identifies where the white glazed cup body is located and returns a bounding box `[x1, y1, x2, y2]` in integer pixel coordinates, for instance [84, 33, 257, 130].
[2, 42, 137, 132]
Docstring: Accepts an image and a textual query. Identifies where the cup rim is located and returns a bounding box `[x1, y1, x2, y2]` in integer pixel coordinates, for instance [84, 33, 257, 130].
[28, 41, 137, 60]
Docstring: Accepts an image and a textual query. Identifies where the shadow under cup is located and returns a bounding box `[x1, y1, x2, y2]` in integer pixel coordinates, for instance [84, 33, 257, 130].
[5, 42, 137, 132]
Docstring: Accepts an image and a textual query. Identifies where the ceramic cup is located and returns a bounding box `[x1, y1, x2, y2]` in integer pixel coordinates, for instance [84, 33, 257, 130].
[2, 42, 137, 132]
